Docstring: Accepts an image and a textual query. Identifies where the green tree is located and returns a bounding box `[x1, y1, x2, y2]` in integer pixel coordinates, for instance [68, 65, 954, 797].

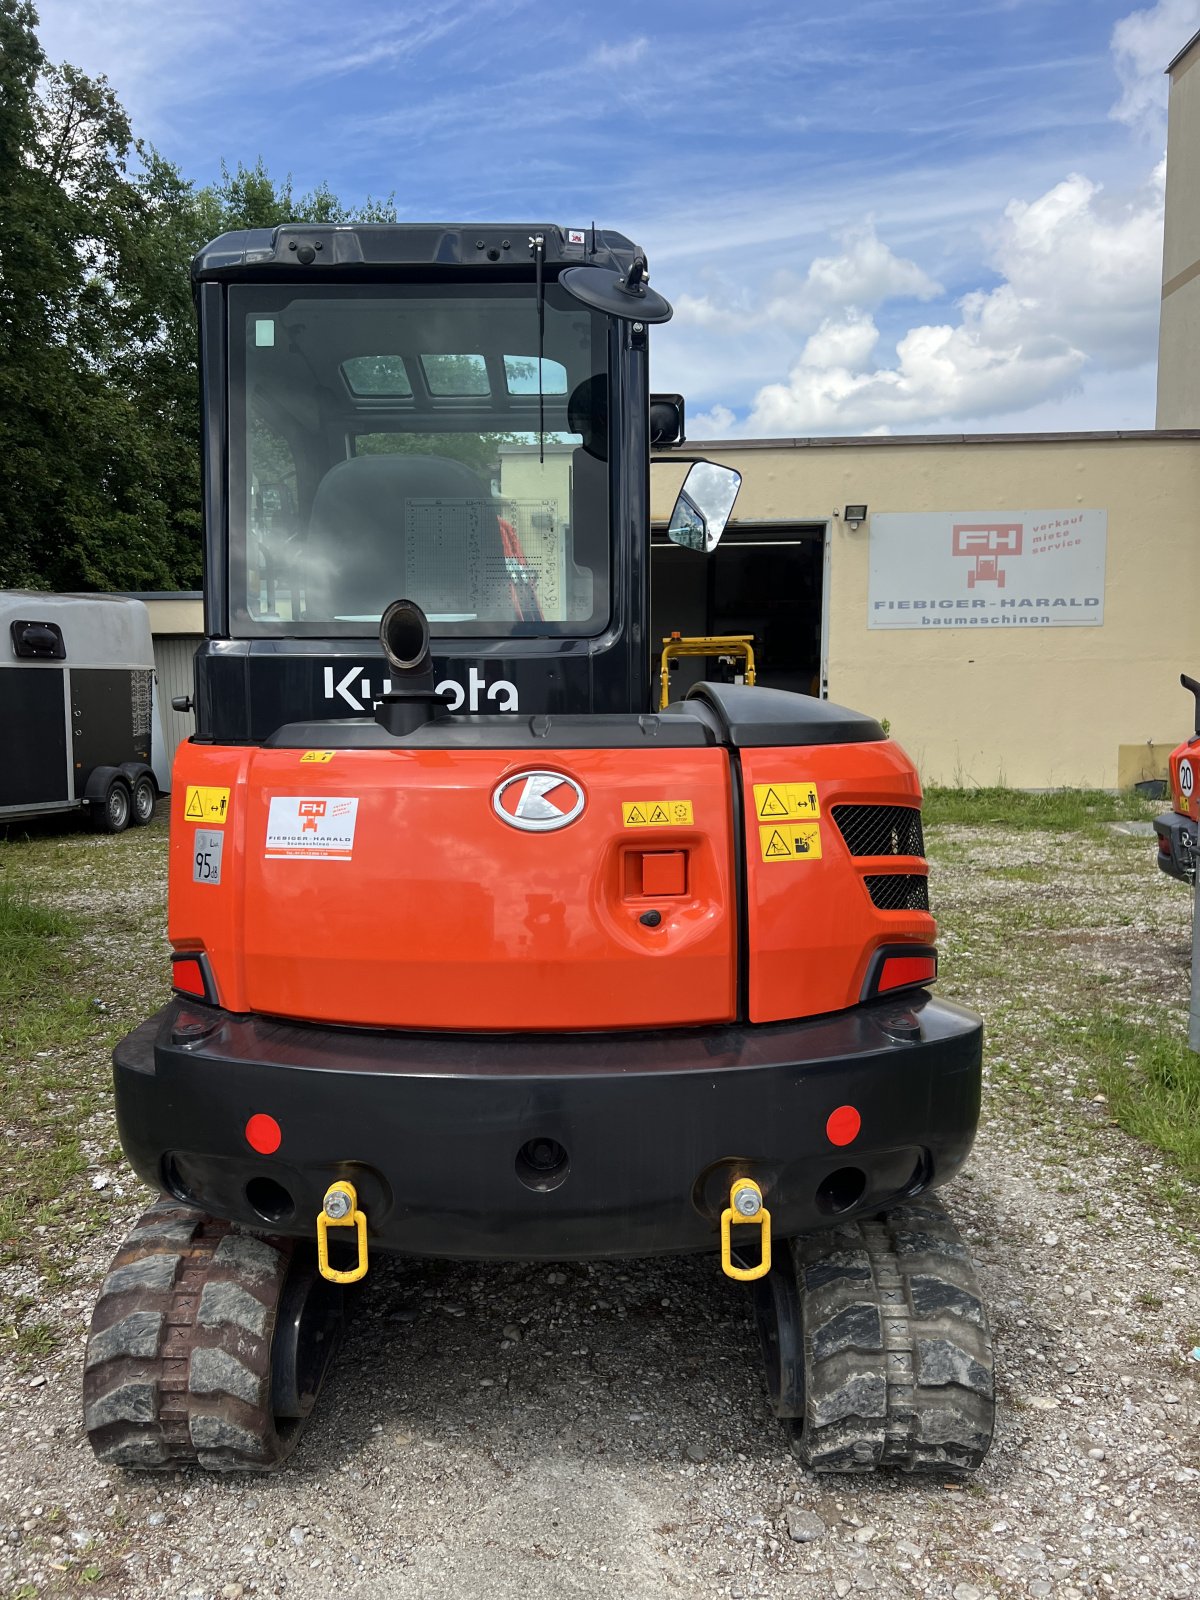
[0, 3, 398, 593]
[0, 3, 175, 589]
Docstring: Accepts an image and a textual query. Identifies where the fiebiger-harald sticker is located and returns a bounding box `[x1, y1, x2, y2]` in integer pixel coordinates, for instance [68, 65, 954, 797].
[265, 796, 359, 860]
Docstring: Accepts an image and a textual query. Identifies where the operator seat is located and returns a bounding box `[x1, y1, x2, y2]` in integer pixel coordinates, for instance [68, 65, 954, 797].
[303, 453, 506, 622]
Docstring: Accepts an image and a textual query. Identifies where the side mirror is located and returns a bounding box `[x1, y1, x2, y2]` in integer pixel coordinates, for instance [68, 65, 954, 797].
[667, 462, 742, 553]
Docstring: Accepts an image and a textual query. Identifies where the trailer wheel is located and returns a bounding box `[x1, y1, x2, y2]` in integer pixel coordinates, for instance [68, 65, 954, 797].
[83, 1198, 344, 1472]
[756, 1196, 994, 1473]
[92, 776, 132, 834]
[130, 774, 157, 826]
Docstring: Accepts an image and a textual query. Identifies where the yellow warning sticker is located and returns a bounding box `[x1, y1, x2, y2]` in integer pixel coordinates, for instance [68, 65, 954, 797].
[300, 750, 335, 763]
[184, 785, 231, 826]
[622, 800, 694, 827]
[759, 822, 822, 862]
[753, 781, 820, 821]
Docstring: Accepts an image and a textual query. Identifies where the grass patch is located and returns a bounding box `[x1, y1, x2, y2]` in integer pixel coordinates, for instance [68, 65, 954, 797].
[989, 863, 1052, 884]
[923, 786, 1157, 834]
[0, 882, 114, 1261]
[1077, 1011, 1200, 1184]
[0, 884, 92, 1055]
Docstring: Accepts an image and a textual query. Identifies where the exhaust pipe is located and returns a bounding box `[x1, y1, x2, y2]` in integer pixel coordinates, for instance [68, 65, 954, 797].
[375, 599, 445, 736]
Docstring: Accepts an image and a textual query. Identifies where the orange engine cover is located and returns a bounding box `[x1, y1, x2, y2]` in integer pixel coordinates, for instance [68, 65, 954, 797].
[172, 745, 737, 1032]
[170, 732, 936, 1033]
[739, 743, 933, 1023]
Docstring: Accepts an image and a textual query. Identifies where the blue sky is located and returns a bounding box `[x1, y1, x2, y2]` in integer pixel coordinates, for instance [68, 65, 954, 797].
[33, 0, 1200, 436]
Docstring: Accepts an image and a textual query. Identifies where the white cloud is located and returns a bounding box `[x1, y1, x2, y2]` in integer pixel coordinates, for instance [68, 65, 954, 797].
[1111, 0, 1200, 136]
[784, 228, 942, 320]
[589, 37, 649, 70]
[800, 311, 880, 372]
[686, 162, 1165, 438]
[32, 0, 504, 140]
[675, 224, 940, 334]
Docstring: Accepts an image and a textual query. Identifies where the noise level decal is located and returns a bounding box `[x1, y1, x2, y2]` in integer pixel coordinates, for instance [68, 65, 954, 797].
[184, 785, 230, 825]
[193, 829, 224, 885]
[622, 800, 694, 828]
[759, 822, 822, 863]
[300, 750, 335, 763]
[753, 782, 820, 821]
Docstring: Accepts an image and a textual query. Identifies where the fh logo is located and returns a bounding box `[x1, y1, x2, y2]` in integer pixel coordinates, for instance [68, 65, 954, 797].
[951, 523, 1023, 591]
[298, 799, 326, 832]
[322, 665, 519, 713]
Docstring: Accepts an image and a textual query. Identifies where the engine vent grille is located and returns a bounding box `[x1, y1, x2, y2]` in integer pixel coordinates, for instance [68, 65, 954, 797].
[864, 874, 930, 912]
[832, 804, 925, 858]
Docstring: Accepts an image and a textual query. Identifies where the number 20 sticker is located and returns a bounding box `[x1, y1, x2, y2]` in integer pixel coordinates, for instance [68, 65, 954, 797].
[193, 828, 224, 885]
[1179, 758, 1194, 802]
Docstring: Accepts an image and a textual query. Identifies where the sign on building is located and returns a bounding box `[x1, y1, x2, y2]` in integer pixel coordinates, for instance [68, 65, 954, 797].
[868, 510, 1107, 629]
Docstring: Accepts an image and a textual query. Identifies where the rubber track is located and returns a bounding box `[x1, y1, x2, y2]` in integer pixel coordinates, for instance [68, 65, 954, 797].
[791, 1196, 994, 1473]
[83, 1198, 299, 1471]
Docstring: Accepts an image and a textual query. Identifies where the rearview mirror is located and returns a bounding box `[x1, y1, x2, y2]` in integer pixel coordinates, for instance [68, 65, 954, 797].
[667, 462, 741, 552]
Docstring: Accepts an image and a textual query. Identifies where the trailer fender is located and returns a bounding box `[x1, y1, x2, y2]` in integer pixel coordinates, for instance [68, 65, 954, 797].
[83, 765, 125, 808]
[83, 766, 134, 834]
[118, 760, 157, 794]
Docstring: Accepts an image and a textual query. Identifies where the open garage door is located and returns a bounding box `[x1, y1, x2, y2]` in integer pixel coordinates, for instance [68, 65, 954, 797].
[650, 523, 828, 704]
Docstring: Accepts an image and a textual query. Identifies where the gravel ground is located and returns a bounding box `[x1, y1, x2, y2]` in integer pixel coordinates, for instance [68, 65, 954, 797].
[1, 812, 1197, 1600]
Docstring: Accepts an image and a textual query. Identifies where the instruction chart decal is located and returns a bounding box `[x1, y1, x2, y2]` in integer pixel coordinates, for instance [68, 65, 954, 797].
[265, 797, 359, 860]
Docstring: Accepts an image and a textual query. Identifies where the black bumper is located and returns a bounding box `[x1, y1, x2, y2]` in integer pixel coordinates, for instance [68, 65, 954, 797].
[113, 995, 983, 1260]
[1154, 810, 1196, 883]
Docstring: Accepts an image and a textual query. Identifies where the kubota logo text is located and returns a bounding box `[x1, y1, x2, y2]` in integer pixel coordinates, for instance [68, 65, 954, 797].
[322, 665, 518, 713]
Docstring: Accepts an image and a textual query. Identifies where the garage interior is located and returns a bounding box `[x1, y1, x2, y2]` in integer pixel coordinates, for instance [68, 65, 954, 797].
[650, 522, 827, 701]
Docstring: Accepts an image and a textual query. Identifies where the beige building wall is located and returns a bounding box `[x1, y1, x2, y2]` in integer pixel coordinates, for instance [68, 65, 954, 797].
[1157, 31, 1200, 426]
[653, 433, 1200, 789]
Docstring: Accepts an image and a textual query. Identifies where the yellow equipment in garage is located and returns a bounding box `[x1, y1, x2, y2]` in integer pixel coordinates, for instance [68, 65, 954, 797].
[659, 632, 757, 709]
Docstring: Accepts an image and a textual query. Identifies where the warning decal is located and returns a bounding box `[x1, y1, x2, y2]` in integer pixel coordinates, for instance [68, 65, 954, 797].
[300, 750, 335, 764]
[758, 823, 822, 863]
[622, 800, 694, 828]
[753, 782, 820, 821]
[184, 786, 231, 826]
[265, 796, 359, 859]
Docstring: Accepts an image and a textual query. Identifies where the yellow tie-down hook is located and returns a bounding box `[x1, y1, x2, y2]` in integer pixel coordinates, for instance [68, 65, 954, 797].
[317, 1180, 369, 1284]
[720, 1177, 772, 1282]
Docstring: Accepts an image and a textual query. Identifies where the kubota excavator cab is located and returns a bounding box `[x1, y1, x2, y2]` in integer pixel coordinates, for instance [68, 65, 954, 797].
[85, 224, 994, 1476]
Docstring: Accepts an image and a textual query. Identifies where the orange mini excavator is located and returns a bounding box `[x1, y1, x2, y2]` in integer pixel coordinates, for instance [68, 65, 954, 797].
[84, 224, 994, 1474]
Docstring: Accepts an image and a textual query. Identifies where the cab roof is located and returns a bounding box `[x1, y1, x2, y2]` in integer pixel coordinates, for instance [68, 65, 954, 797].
[192, 223, 641, 282]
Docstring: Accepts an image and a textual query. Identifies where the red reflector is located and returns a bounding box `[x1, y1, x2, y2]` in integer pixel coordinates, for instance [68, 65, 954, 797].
[878, 954, 937, 993]
[826, 1105, 862, 1147]
[172, 959, 206, 998]
[245, 1114, 282, 1155]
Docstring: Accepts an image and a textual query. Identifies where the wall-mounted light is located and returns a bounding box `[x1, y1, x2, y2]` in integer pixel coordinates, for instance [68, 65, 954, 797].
[843, 504, 868, 530]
